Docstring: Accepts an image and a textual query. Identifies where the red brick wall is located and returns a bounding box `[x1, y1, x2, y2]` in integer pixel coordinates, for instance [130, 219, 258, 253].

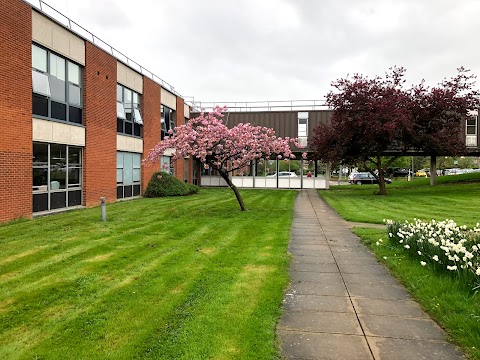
[142, 78, 161, 192]
[174, 97, 186, 182]
[0, 0, 32, 222]
[84, 43, 117, 207]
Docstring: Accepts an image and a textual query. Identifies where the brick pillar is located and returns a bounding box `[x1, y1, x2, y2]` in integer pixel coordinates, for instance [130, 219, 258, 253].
[174, 97, 186, 182]
[142, 77, 161, 192]
[84, 43, 117, 207]
[0, 0, 32, 221]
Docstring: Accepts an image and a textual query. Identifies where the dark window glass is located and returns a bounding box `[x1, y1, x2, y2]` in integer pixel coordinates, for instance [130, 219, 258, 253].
[51, 101, 67, 121]
[69, 107, 82, 124]
[125, 121, 133, 135]
[68, 168, 81, 186]
[467, 127, 476, 135]
[134, 124, 141, 137]
[117, 119, 124, 133]
[50, 192, 66, 209]
[33, 168, 48, 188]
[33, 94, 48, 117]
[33, 143, 48, 165]
[68, 190, 81, 206]
[124, 185, 132, 198]
[69, 147, 81, 166]
[133, 184, 140, 196]
[33, 193, 48, 212]
[117, 186, 123, 199]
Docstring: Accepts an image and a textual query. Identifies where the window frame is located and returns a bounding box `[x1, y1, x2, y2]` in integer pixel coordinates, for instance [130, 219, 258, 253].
[32, 43, 83, 125]
[116, 151, 142, 199]
[161, 105, 175, 140]
[117, 84, 143, 137]
[32, 142, 83, 213]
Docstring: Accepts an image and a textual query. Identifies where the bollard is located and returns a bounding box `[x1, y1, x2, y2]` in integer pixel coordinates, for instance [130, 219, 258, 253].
[100, 197, 106, 222]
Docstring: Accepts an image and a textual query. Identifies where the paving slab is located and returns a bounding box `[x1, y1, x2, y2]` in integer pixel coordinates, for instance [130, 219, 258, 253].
[279, 331, 373, 360]
[291, 262, 340, 273]
[346, 283, 411, 300]
[283, 294, 353, 313]
[352, 298, 428, 318]
[290, 281, 348, 296]
[336, 263, 391, 275]
[279, 311, 363, 335]
[359, 314, 446, 340]
[367, 337, 464, 360]
[292, 255, 337, 265]
[289, 271, 344, 284]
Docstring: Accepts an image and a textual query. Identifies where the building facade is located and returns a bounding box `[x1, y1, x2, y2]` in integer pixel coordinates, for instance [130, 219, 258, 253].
[0, 0, 193, 222]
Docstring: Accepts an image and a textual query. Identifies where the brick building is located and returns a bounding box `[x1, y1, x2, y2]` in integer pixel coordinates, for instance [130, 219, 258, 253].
[0, 0, 195, 222]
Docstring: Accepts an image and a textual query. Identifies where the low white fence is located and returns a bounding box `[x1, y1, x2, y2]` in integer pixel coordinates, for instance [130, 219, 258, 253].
[200, 176, 327, 189]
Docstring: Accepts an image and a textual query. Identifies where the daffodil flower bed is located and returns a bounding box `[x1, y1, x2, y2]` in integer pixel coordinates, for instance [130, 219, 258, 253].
[380, 219, 480, 287]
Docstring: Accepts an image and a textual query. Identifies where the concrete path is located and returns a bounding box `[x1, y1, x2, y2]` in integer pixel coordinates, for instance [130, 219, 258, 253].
[277, 190, 465, 360]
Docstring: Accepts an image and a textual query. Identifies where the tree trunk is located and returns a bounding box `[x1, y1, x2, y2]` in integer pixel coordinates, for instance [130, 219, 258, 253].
[218, 170, 247, 211]
[430, 155, 437, 186]
[376, 155, 387, 195]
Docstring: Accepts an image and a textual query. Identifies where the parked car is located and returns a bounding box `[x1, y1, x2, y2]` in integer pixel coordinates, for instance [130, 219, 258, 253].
[415, 169, 428, 177]
[349, 172, 392, 185]
[391, 168, 412, 177]
[267, 171, 297, 177]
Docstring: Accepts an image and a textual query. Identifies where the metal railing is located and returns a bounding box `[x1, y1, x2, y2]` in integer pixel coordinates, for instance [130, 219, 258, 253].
[25, 0, 182, 97]
[187, 99, 330, 113]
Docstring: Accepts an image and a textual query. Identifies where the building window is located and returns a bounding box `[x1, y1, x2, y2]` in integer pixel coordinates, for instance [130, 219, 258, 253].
[32, 142, 82, 213]
[466, 115, 478, 147]
[160, 155, 174, 175]
[117, 84, 143, 137]
[32, 44, 83, 124]
[161, 105, 176, 140]
[117, 152, 141, 199]
[298, 112, 308, 147]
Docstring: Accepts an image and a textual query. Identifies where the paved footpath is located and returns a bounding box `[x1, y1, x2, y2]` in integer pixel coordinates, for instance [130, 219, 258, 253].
[277, 190, 465, 360]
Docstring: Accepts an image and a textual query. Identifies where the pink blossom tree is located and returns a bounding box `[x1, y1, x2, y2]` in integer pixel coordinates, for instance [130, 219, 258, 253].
[146, 106, 301, 211]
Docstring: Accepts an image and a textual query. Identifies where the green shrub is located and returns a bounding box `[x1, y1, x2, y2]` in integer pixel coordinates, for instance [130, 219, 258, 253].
[144, 172, 198, 198]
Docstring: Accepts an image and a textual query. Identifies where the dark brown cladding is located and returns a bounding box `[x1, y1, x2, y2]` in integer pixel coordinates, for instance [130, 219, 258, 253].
[191, 110, 334, 139]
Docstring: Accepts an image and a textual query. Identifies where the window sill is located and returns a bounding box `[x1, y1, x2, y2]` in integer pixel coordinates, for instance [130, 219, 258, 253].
[32, 205, 85, 217]
[32, 115, 85, 127]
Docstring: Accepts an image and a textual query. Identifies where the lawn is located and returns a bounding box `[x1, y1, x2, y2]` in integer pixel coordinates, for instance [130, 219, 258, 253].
[320, 174, 480, 226]
[0, 188, 296, 359]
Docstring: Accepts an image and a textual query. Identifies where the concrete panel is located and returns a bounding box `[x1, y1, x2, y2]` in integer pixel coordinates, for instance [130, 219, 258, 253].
[116, 134, 143, 153]
[32, 118, 85, 146]
[117, 62, 143, 94]
[184, 104, 190, 119]
[32, 10, 85, 65]
[32, 118, 53, 142]
[161, 88, 177, 110]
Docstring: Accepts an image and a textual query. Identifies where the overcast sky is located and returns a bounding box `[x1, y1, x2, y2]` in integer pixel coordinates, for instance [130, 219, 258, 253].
[27, 0, 480, 105]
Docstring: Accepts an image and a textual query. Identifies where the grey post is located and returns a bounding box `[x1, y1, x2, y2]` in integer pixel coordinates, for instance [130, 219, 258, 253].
[100, 197, 106, 222]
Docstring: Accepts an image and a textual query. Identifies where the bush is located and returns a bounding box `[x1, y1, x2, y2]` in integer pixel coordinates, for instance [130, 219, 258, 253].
[144, 172, 198, 198]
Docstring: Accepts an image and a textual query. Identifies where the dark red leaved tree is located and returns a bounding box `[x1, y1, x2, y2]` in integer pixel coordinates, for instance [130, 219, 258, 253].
[312, 67, 412, 195]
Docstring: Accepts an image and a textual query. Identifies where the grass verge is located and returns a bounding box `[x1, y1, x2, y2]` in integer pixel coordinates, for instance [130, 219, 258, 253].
[320, 176, 480, 226]
[354, 227, 480, 360]
[0, 188, 295, 359]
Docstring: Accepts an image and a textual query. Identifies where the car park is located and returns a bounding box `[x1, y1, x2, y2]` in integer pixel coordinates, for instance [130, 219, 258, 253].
[349, 172, 392, 185]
